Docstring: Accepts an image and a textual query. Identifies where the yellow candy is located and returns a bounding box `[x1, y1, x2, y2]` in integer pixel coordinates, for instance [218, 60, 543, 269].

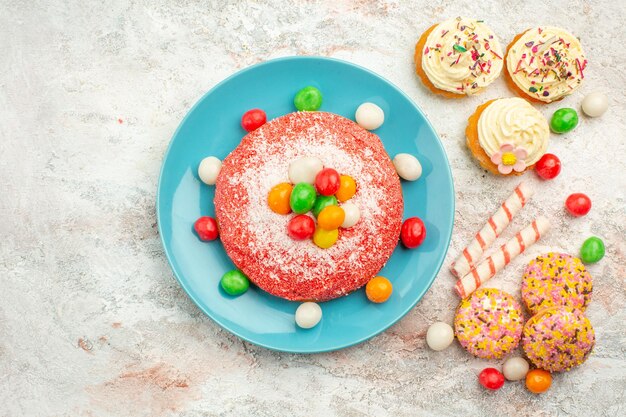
[317, 206, 345, 230]
[335, 175, 356, 202]
[313, 227, 339, 249]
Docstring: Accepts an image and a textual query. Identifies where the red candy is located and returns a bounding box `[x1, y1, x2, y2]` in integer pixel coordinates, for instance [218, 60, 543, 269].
[479, 368, 505, 390]
[401, 217, 426, 248]
[565, 193, 592, 217]
[287, 214, 315, 240]
[315, 168, 341, 196]
[535, 153, 561, 180]
[194, 216, 219, 241]
[241, 109, 267, 132]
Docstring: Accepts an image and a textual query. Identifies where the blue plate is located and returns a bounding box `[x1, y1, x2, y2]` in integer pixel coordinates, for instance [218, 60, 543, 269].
[157, 56, 454, 353]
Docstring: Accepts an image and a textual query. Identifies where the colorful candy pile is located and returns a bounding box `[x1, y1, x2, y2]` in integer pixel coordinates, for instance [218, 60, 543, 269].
[267, 159, 359, 249]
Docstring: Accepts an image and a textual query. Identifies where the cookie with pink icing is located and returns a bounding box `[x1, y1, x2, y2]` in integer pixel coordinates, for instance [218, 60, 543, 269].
[521, 252, 592, 315]
[454, 288, 524, 359]
[522, 306, 595, 372]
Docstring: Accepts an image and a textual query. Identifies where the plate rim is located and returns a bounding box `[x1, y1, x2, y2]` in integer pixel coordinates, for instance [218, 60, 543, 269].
[156, 55, 455, 353]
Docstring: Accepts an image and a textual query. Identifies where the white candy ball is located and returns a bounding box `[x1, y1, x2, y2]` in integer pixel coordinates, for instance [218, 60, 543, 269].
[581, 92, 608, 118]
[355, 102, 385, 130]
[393, 153, 422, 181]
[198, 156, 222, 185]
[426, 322, 454, 351]
[340, 202, 360, 228]
[288, 156, 323, 184]
[295, 302, 322, 329]
[502, 357, 529, 381]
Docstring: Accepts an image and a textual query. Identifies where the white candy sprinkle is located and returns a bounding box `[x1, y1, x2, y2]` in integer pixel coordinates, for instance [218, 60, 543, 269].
[198, 156, 222, 185]
[295, 302, 322, 329]
[426, 322, 454, 351]
[288, 156, 324, 184]
[341, 202, 361, 228]
[393, 153, 422, 181]
[503, 357, 529, 381]
[355, 102, 385, 130]
[581, 92, 608, 118]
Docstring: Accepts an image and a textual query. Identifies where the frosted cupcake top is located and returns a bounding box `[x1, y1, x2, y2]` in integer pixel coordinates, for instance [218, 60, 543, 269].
[506, 26, 586, 103]
[478, 98, 549, 173]
[421, 17, 504, 95]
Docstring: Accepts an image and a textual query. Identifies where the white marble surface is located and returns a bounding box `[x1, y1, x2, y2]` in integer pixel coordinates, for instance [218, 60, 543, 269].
[1, 1, 625, 416]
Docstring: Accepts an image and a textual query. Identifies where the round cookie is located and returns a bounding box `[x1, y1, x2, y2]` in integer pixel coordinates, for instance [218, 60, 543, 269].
[521, 253, 592, 315]
[454, 288, 524, 359]
[523, 306, 595, 372]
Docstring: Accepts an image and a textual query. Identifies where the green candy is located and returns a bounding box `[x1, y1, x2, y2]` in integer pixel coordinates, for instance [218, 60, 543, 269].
[580, 237, 605, 264]
[290, 183, 317, 214]
[294, 86, 322, 111]
[220, 269, 250, 296]
[550, 108, 579, 133]
[311, 195, 337, 218]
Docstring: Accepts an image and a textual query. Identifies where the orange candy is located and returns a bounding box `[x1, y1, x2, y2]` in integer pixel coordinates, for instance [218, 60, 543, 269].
[335, 175, 356, 202]
[365, 276, 393, 303]
[317, 206, 345, 230]
[525, 369, 552, 394]
[267, 183, 293, 215]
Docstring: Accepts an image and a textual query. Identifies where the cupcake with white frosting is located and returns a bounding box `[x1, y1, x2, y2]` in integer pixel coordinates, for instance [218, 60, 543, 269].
[414, 17, 504, 98]
[505, 26, 587, 103]
[465, 97, 549, 175]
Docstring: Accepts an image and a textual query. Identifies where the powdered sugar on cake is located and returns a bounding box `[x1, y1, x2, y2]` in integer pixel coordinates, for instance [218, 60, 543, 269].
[215, 112, 403, 301]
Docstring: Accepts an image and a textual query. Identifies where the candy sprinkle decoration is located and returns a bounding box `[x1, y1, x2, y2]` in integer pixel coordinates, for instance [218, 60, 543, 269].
[550, 108, 579, 133]
[534, 153, 561, 180]
[241, 108, 267, 132]
[565, 193, 591, 217]
[220, 269, 250, 296]
[313, 227, 339, 249]
[426, 322, 454, 351]
[288, 156, 323, 184]
[502, 357, 529, 381]
[525, 369, 552, 394]
[478, 368, 505, 390]
[365, 276, 393, 303]
[290, 183, 317, 214]
[267, 183, 293, 215]
[580, 236, 605, 264]
[295, 302, 322, 329]
[355, 102, 384, 130]
[581, 92, 608, 117]
[194, 216, 219, 241]
[393, 153, 422, 181]
[198, 156, 222, 185]
[294, 86, 322, 111]
[340, 202, 360, 228]
[401, 217, 426, 248]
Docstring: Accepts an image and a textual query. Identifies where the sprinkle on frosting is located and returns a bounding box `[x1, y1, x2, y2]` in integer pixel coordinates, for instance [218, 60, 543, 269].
[521, 253, 592, 315]
[422, 17, 504, 94]
[454, 288, 524, 359]
[507, 26, 586, 102]
[523, 307, 595, 372]
[477, 97, 549, 166]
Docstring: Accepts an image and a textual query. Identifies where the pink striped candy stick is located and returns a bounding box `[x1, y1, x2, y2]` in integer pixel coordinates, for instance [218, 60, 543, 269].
[450, 181, 534, 278]
[455, 216, 550, 298]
